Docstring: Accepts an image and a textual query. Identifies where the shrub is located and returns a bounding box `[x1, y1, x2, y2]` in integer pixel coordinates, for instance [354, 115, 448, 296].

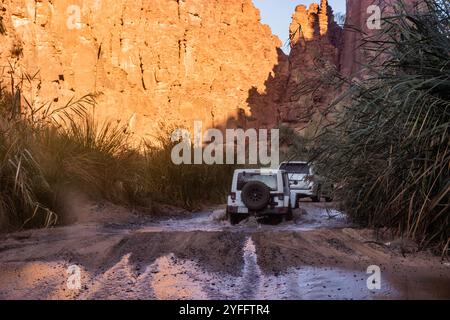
[1, 82, 238, 230]
[314, 0, 449, 254]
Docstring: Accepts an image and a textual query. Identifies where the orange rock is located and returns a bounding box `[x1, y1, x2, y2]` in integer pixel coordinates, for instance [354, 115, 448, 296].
[341, 0, 419, 77]
[0, 0, 419, 137]
[0, 0, 281, 136]
[249, 0, 342, 130]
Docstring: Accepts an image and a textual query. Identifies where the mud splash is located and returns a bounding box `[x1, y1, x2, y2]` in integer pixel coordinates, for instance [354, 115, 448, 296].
[137, 203, 350, 234]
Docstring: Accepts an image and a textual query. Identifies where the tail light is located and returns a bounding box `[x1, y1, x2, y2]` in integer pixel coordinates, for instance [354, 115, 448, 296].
[230, 192, 236, 201]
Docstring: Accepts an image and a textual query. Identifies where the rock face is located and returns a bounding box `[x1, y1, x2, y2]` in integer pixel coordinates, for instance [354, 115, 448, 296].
[341, 0, 419, 77]
[0, 0, 418, 136]
[248, 0, 343, 130]
[249, 0, 421, 132]
[283, 0, 342, 124]
[0, 0, 281, 136]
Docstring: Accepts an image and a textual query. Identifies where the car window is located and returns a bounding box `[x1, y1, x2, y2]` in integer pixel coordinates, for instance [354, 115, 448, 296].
[280, 163, 310, 174]
[237, 173, 278, 191]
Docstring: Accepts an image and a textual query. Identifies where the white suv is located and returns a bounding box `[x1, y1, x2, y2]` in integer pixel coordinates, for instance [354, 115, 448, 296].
[226, 169, 293, 225]
[279, 161, 333, 207]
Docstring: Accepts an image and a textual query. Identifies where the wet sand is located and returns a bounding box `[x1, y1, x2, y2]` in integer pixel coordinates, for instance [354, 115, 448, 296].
[0, 203, 449, 300]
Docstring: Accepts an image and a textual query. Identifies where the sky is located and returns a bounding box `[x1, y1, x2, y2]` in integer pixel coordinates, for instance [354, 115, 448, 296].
[253, 0, 347, 51]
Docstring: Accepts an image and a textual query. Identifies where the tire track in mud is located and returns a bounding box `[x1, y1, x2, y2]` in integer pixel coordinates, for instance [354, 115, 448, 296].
[79, 254, 155, 300]
[239, 238, 262, 299]
[68, 235, 400, 300]
[0, 204, 449, 300]
[80, 236, 276, 300]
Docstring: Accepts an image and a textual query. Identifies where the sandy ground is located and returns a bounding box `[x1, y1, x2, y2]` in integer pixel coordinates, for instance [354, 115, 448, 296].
[0, 202, 449, 300]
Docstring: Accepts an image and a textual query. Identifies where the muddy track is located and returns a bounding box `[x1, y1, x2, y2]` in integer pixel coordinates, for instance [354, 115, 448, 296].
[0, 203, 449, 300]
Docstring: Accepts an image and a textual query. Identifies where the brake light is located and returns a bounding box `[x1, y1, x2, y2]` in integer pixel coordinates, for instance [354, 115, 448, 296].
[230, 192, 236, 200]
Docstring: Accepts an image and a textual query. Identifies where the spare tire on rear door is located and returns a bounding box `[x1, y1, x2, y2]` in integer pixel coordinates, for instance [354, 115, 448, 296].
[241, 181, 271, 211]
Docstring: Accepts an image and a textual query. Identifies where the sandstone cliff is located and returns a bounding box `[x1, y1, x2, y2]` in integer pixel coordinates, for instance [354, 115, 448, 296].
[0, 0, 418, 136]
[283, 0, 342, 124]
[0, 0, 281, 136]
[341, 0, 419, 77]
[248, 0, 342, 130]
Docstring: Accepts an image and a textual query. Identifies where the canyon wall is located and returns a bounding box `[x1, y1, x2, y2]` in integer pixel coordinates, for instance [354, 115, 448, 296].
[282, 0, 342, 124]
[341, 0, 419, 77]
[248, 0, 342, 130]
[0, 0, 418, 136]
[0, 0, 281, 136]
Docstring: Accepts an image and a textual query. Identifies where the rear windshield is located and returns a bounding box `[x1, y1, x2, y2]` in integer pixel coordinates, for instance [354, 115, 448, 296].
[237, 173, 278, 191]
[280, 163, 310, 174]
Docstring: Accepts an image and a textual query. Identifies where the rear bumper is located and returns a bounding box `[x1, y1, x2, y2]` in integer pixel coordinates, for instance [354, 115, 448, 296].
[291, 189, 315, 197]
[227, 206, 290, 215]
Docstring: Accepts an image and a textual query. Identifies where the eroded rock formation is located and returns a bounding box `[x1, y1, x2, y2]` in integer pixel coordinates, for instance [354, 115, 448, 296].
[0, 0, 281, 136]
[0, 0, 417, 136]
[341, 0, 419, 76]
[283, 0, 342, 124]
[248, 0, 342, 130]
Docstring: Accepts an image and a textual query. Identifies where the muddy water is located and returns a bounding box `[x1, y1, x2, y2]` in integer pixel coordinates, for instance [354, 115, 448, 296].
[0, 202, 449, 300]
[74, 237, 398, 300]
[123, 237, 398, 300]
[137, 203, 349, 233]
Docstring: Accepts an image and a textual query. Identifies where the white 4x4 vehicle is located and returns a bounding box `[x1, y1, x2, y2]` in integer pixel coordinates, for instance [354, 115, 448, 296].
[279, 161, 333, 207]
[226, 169, 293, 225]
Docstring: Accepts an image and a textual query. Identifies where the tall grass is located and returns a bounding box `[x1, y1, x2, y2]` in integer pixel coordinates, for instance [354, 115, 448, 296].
[0, 83, 54, 229]
[141, 127, 238, 208]
[313, 0, 449, 254]
[0, 74, 237, 231]
[278, 124, 312, 162]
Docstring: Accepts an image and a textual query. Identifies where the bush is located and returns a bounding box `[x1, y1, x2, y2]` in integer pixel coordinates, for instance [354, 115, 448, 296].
[0, 84, 237, 231]
[314, 0, 449, 254]
[140, 125, 238, 208]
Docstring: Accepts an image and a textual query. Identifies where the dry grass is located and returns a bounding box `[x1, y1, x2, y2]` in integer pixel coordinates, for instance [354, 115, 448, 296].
[0, 74, 238, 231]
[140, 127, 238, 208]
[313, 0, 449, 254]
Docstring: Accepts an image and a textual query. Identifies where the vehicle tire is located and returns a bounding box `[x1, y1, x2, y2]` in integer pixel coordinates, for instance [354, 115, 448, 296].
[241, 181, 271, 211]
[285, 205, 294, 221]
[267, 215, 283, 225]
[293, 195, 300, 209]
[228, 212, 246, 225]
[284, 211, 294, 221]
[312, 186, 322, 203]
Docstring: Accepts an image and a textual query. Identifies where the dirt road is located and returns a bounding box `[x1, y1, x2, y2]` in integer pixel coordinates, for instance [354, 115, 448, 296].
[0, 203, 449, 300]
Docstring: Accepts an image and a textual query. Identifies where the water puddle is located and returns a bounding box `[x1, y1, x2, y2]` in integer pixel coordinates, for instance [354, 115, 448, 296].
[259, 267, 397, 300]
[138, 209, 228, 233]
[137, 204, 349, 233]
[148, 253, 239, 300]
[142, 237, 397, 300]
[239, 238, 262, 299]
[290, 203, 349, 231]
